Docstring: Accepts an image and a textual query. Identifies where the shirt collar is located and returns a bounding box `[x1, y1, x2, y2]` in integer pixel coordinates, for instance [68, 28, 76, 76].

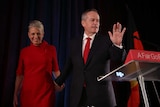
[83, 33, 96, 41]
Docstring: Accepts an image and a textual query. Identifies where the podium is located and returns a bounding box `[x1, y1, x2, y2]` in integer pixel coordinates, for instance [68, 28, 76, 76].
[97, 49, 160, 107]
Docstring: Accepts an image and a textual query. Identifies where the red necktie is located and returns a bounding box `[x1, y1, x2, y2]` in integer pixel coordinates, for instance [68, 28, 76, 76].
[83, 37, 91, 64]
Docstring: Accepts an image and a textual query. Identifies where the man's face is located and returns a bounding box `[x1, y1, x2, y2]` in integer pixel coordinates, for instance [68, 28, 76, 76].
[81, 11, 100, 36]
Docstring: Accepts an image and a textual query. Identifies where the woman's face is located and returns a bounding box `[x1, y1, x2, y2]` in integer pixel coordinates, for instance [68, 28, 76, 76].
[28, 27, 44, 46]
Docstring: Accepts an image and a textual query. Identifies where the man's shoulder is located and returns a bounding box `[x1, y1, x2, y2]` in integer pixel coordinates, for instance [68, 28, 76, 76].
[96, 33, 110, 40]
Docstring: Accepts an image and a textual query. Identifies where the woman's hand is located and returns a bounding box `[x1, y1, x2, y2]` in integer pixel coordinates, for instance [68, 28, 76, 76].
[54, 81, 65, 92]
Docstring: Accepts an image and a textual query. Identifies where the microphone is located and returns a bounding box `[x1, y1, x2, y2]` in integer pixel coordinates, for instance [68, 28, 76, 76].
[133, 35, 140, 40]
[133, 36, 160, 51]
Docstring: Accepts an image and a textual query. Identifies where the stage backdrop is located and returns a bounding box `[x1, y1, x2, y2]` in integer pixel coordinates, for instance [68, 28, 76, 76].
[0, 0, 160, 107]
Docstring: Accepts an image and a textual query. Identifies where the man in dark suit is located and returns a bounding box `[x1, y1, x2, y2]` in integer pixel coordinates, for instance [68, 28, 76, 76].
[55, 9, 126, 107]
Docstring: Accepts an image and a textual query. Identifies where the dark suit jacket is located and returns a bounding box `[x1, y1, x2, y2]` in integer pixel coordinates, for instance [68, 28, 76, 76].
[55, 33, 125, 107]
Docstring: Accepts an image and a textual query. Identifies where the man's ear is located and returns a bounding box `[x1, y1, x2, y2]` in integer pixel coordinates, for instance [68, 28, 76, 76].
[81, 20, 85, 27]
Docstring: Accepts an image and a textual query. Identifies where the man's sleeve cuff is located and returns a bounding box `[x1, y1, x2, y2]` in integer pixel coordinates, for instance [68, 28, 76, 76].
[113, 44, 123, 49]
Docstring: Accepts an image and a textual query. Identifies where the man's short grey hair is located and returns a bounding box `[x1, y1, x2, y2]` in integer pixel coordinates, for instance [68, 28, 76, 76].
[81, 8, 99, 21]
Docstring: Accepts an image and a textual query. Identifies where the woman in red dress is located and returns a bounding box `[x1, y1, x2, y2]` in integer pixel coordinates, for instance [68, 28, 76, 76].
[13, 20, 64, 107]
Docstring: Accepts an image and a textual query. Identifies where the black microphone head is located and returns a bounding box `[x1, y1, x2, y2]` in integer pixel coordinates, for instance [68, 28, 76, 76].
[133, 36, 140, 40]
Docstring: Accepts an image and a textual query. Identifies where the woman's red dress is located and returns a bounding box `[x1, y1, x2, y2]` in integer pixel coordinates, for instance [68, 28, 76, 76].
[16, 41, 59, 107]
